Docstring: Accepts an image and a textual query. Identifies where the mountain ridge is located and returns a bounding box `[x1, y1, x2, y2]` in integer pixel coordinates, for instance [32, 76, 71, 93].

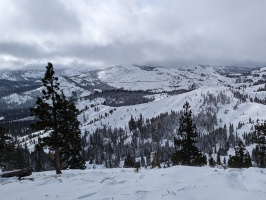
[1, 65, 266, 168]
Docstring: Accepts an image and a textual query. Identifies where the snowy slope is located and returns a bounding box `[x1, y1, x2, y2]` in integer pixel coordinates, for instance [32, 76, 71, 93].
[2, 66, 266, 200]
[1, 76, 92, 108]
[0, 65, 261, 108]
[0, 70, 43, 81]
[78, 86, 258, 134]
[4, 65, 266, 155]
[21, 84, 266, 152]
[98, 65, 235, 91]
[1, 166, 266, 200]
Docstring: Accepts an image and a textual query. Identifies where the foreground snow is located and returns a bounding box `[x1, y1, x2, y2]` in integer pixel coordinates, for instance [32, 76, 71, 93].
[1, 166, 266, 200]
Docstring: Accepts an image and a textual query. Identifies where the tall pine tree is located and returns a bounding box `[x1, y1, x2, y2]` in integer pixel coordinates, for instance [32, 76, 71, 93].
[172, 101, 206, 166]
[30, 62, 85, 173]
[30, 62, 62, 174]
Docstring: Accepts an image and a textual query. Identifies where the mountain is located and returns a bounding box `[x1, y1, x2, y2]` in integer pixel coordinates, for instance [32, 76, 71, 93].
[0, 65, 259, 108]
[1, 65, 266, 168]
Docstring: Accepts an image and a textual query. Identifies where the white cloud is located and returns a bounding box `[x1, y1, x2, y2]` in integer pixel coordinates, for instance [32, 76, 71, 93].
[0, 0, 266, 69]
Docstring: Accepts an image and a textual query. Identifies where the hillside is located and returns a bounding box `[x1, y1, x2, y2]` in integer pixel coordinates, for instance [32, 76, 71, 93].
[1, 65, 266, 169]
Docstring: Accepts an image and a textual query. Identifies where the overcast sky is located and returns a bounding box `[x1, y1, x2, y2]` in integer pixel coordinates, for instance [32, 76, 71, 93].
[0, 0, 266, 70]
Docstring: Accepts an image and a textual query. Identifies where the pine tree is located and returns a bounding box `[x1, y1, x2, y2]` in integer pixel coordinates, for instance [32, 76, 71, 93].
[140, 155, 146, 167]
[252, 145, 260, 166]
[254, 121, 266, 167]
[209, 156, 215, 167]
[228, 141, 252, 168]
[30, 62, 62, 174]
[13, 145, 30, 169]
[31, 145, 51, 172]
[0, 127, 14, 166]
[0, 127, 10, 157]
[216, 152, 221, 164]
[129, 115, 137, 131]
[151, 152, 160, 168]
[172, 101, 206, 166]
[56, 92, 85, 169]
[30, 62, 85, 173]
[124, 154, 135, 168]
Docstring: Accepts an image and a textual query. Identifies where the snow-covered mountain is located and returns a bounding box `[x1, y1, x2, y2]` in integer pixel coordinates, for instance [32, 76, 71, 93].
[2, 65, 266, 199]
[0, 65, 256, 109]
[98, 65, 234, 91]
[1, 65, 266, 157]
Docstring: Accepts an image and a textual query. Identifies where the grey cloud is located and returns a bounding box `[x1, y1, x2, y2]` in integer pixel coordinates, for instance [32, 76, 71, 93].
[15, 0, 81, 34]
[1, 0, 266, 69]
[0, 42, 45, 58]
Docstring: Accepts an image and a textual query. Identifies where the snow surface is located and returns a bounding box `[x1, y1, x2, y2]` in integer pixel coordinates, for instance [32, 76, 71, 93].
[23, 83, 266, 154]
[98, 65, 234, 91]
[3, 93, 33, 105]
[78, 86, 253, 134]
[1, 166, 266, 200]
[2, 65, 266, 199]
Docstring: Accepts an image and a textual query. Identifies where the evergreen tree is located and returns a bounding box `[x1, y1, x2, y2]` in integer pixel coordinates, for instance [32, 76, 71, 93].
[252, 145, 261, 167]
[134, 161, 140, 172]
[254, 121, 266, 167]
[151, 152, 160, 168]
[0, 127, 15, 167]
[128, 115, 137, 131]
[30, 62, 62, 174]
[30, 63, 85, 173]
[0, 127, 10, 159]
[172, 101, 206, 166]
[216, 152, 221, 164]
[140, 155, 146, 167]
[56, 92, 85, 169]
[228, 141, 252, 168]
[209, 156, 215, 167]
[124, 154, 135, 168]
[12, 145, 30, 169]
[31, 145, 52, 172]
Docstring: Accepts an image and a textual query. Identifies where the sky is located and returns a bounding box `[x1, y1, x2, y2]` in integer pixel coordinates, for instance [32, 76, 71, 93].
[0, 0, 266, 70]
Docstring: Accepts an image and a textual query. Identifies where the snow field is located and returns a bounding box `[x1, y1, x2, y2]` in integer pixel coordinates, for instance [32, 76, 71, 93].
[1, 166, 266, 200]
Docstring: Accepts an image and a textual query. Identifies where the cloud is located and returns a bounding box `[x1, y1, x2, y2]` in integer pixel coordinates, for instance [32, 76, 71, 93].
[0, 0, 266, 69]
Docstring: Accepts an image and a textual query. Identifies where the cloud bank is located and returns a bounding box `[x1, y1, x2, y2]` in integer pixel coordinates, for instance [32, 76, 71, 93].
[0, 0, 266, 69]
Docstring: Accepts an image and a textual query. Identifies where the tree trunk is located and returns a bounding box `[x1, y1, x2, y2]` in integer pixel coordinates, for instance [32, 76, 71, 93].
[1, 168, 32, 178]
[55, 147, 62, 174]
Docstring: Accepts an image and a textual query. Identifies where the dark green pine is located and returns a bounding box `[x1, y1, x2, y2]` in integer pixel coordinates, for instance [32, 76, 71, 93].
[172, 101, 206, 166]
